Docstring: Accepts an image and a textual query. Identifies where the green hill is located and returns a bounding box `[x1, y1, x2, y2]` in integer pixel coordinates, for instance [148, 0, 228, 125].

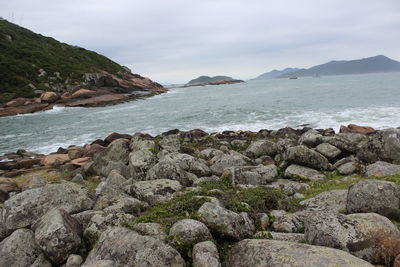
[187, 75, 234, 84]
[0, 19, 126, 102]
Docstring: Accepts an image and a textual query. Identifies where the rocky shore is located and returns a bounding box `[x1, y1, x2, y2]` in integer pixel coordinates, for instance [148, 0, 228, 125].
[181, 79, 244, 88]
[1, 124, 400, 266]
[0, 71, 166, 117]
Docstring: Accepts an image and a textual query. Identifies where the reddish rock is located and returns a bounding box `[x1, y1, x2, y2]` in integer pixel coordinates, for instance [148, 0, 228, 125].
[70, 157, 91, 167]
[86, 144, 106, 157]
[0, 177, 18, 201]
[104, 132, 132, 145]
[339, 125, 351, 133]
[91, 139, 106, 147]
[43, 154, 70, 167]
[15, 158, 42, 169]
[40, 92, 59, 103]
[71, 89, 96, 98]
[348, 124, 375, 134]
[189, 129, 208, 139]
[5, 97, 26, 107]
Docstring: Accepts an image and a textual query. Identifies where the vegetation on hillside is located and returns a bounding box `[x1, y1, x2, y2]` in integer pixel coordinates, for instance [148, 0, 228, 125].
[0, 19, 125, 102]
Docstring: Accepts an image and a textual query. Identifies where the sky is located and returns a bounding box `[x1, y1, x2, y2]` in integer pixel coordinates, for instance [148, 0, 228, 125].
[1, 0, 399, 84]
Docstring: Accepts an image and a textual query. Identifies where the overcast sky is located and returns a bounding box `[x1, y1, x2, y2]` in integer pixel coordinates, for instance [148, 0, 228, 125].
[1, 0, 399, 84]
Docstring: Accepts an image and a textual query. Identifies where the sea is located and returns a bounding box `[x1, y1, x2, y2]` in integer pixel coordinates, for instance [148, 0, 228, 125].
[1, 72, 399, 155]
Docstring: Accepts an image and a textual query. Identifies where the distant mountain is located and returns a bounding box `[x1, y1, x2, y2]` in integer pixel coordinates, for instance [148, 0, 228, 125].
[187, 75, 235, 84]
[254, 68, 299, 80]
[277, 55, 400, 78]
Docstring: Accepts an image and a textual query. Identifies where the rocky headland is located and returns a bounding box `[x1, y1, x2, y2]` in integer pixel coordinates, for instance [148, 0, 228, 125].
[1, 124, 400, 266]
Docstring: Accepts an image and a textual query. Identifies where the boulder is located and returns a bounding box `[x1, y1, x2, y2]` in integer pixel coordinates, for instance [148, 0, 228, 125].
[0, 229, 44, 267]
[33, 208, 82, 264]
[225, 239, 373, 267]
[297, 190, 347, 212]
[192, 241, 221, 267]
[40, 91, 59, 103]
[347, 124, 375, 135]
[298, 129, 323, 147]
[305, 211, 400, 265]
[270, 210, 305, 233]
[159, 135, 181, 152]
[253, 231, 305, 242]
[346, 179, 400, 218]
[169, 153, 211, 177]
[232, 164, 278, 185]
[199, 148, 224, 159]
[71, 88, 96, 98]
[20, 177, 48, 191]
[169, 219, 212, 248]
[128, 179, 182, 205]
[43, 153, 70, 167]
[0, 177, 18, 202]
[315, 143, 341, 159]
[338, 161, 359, 175]
[197, 202, 254, 240]
[104, 132, 132, 145]
[83, 227, 185, 266]
[324, 132, 365, 154]
[132, 223, 167, 241]
[82, 260, 116, 267]
[92, 139, 130, 176]
[146, 157, 197, 187]
[130, 135, 158, 151]
[4, 181, 94, 230]
[245, 140, 277, 158]
[284, 164, 326, 181]
[365, 161, 400, 177]
[128, 149, 157, 177]
[66, 254, 83, 267]
[210, 151, 249, 175]
[284, 145, 328, 170]
[358, 128, 400, 163]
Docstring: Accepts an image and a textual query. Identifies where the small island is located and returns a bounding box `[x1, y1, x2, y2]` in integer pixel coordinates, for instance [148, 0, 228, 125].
[182, 75, 244, 87]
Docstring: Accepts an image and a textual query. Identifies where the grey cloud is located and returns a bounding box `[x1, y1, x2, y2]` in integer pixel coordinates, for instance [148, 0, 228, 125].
[1, 0, 399, 83]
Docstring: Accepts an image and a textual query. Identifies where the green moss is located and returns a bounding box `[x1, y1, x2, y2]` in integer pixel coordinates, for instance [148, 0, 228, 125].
[148, 148, 160, 155]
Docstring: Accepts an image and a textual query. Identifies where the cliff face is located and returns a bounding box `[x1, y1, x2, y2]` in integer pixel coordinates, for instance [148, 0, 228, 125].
[0, 19, 166, 115]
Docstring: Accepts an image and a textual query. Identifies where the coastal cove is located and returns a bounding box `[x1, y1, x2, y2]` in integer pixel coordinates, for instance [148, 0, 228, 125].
[1, 72, 400, 155]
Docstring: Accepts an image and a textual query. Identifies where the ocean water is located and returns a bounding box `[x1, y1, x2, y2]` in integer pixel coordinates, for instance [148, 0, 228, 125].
[1, 72, 399, 155]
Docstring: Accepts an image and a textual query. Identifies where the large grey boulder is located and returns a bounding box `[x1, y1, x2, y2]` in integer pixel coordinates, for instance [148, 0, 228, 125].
[338, 161, 359, 175]
[170, 153, 211, 177]
[0, 229, 44, 267]
[128, 179, 182, 205]
[192, 241, 221, 267]
[92, 139, 130, 176]
[324, 132, 365, 154]
[146, 157, 198, 187]
[197, 202, 254, 240]
[346, 179, 400, 218]
[132, 223, 167, 242]
[358, 128, 400, 163]
[83, 227, 185, 266]
[270, 210, 305, 233]
[245, 140, 277, 158]
[232, 164, 278, 185]
[83, 210, 135, 249]
[304, 211, 400, 265]
[210, 151, 249, 175]
[33, 208, 82, 264]
[297, 190, 348, 212]
[4, 181, 94, 230]
[66, 254, 83, 267]
[159, 135, 181, 152]
[316, 143, 341, 159]
[299, 129, 323, 147]
[130, 135, 158, 151]
[128, 149, 157, 178]
[95, 170, 128, 200]
[284, 145, 329, 170]
[169, 219, 212, 248]
[0, 206, 11, 241]
[224, 239, 373, 267]
[253, 231, 305, 242]
[365, 161, 400, 177]
[284, 164, 326, 181]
